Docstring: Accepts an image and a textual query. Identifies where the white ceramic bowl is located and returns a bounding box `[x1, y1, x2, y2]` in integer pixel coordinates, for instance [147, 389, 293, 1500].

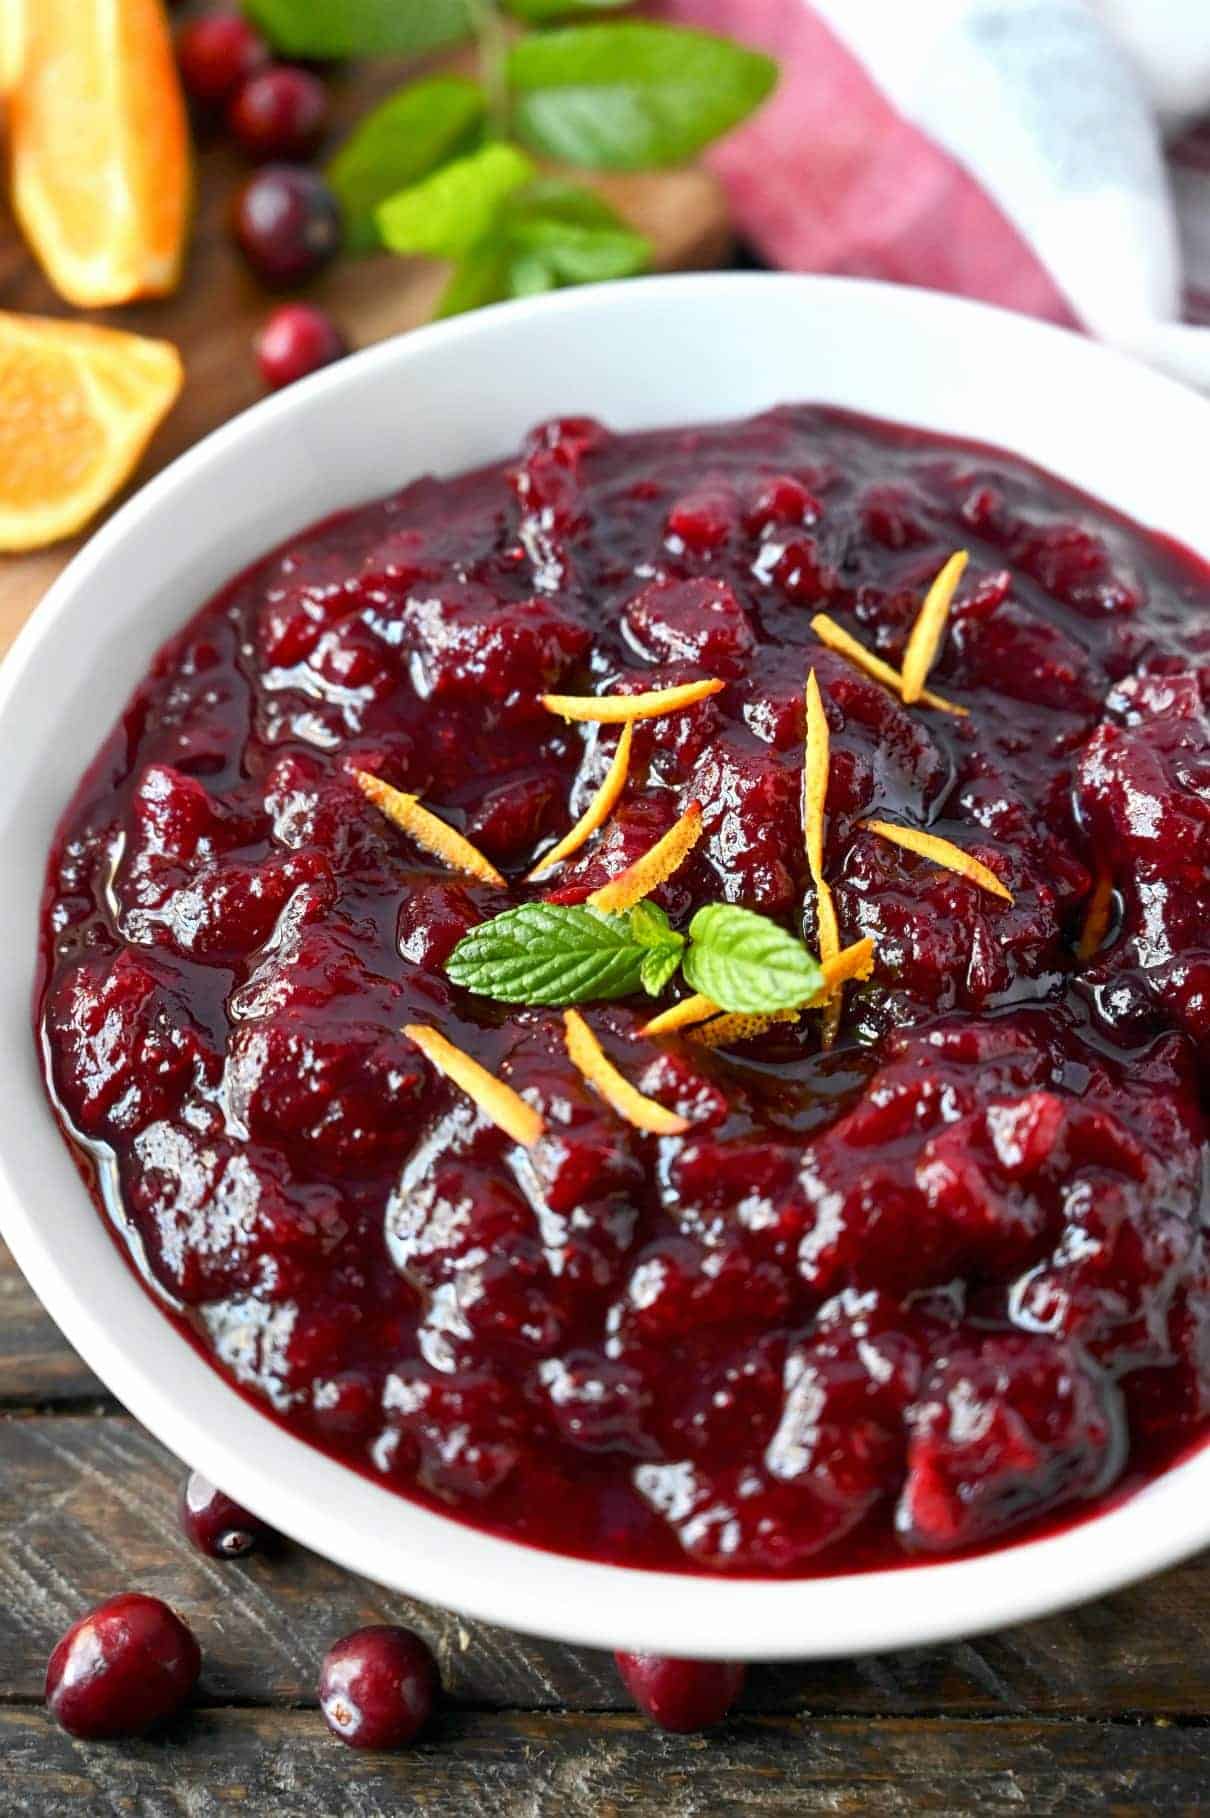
[2, 273, 1208, 1660]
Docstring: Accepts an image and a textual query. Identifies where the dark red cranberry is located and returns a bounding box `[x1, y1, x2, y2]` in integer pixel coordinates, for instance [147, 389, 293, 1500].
[228, 66, 330, 162]
[614, 1652, 745, 1732]
[318, 1626, 438, 1749]
[233, 166, 343, 287]
[177, 12, 268, 108]
[256, 303, 348, 390]
[46, 1594, 201, 1739]
[178, 1470, 277, 1558]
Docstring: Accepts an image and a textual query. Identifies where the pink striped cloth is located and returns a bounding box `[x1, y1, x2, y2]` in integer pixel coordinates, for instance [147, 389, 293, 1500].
[658, 0, 1210, 339]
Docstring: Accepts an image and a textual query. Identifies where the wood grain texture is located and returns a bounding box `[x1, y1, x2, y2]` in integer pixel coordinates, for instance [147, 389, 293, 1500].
[0, 57, 729, 657]
[2, 1404, 1210, 1724]
[2, 1708, 1206, 1817]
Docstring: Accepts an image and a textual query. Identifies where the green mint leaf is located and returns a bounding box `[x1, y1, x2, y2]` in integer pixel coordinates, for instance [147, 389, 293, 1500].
[509, 253, 558, 298]
[505, 0, 635, 21]
[377, 142, 536, 261]
[446, 903, 646, 1004]
[328, 78, 486, 254]
[509, 216, 650, 283]
[507, 22, 778, 170]
[244, 0, 472, 58]
[682, 905, 822, 1014]
[639, 945, 683, 997]
[628, 900, 679, 949]
[437, 243, 513, 317]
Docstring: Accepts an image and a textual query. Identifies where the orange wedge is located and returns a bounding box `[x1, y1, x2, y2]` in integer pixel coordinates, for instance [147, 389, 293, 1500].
[0, 0, 25, 92]
[0, 312, 182, 551]
[12, 0, 191, 306]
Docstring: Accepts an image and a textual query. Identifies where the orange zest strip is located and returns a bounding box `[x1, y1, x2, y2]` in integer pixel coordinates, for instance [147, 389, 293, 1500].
[1078, 870, 1114, 961]
[541, 679, 725, 723]
[355, 771, 505, 887]
[804, 668, 842, 1047]
[862, 819, 1013, 903]
[563, 1010, 690, 1136]
[404, 1025, 544, 1148]
[639, 992, 720, 1037]
[688, 938, 876, 1049]
[901, 550, 969, 704]
[810, 614, 968, 717]
[527, 722, 633, 881]
[586, 801, 704, 914]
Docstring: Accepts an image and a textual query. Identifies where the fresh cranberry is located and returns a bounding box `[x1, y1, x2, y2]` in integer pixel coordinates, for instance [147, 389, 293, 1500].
[228, 65, 330, 162]
[177, 11, 268, 108]
[233, 166, 343, 286]
[318, 1626, 438, 1749]
[178, 1471, 277, 1558]
[46, 1595, 201, 1739]
[614, 1653, 745, 1732]
[256, 303, 348, 390]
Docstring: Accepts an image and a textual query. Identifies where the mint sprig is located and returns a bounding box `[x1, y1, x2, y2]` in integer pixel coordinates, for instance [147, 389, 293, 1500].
[296, 2, 777, 315]
[446, 899, 820, 1014]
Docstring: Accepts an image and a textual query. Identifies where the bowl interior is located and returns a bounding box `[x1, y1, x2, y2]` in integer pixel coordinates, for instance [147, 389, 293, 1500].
[2, 272, 1208, 1658]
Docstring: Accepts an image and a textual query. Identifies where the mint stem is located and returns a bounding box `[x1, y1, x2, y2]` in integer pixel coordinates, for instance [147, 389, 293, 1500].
[468, 0, 512, 140]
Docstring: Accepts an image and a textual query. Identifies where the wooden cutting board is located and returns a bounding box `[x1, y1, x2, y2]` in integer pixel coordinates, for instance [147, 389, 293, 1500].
[0, 57, 730, 659]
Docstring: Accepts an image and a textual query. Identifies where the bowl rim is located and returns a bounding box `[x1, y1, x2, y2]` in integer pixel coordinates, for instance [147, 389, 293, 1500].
[3, 270, 1209, 1660]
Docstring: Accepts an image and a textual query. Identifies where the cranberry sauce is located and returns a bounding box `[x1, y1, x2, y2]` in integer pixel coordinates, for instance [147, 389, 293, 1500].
[38, 407, 1210, 1576]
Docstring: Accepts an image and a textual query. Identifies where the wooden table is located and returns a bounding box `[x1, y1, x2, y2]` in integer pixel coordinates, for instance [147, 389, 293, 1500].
[2, 47, 1208, 1818]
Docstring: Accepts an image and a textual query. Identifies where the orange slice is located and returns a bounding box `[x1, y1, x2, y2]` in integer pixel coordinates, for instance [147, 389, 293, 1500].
[563, 1010, 689, 1136]
[804, 668, 842, 1046]
[0, 312, 182, 551]
[355, 771, 506, 886]
[527, 722, 633, 881]
[404, 1025, 544, 1148]
[586, 802, 703, 913]
[12, 0, 191, 307]
[901, 551, 969, 704]
[541, 679, 725, 723]
[863, 819, 1013, 903]
[639, 992, 719, 1037]
[0, 0, 25, 92]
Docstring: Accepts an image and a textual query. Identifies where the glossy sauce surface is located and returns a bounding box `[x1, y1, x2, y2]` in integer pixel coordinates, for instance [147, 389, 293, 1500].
[39, 408, 1210, 1574]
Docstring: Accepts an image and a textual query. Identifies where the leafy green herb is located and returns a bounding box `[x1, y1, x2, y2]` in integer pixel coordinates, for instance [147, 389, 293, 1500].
[446, 897, 819, 1014]
[507, 22, 777, 169]
[683, 905, 823, 1014]
[328, 78, 486, 253]
[505, 0, 634, 20]
[244, 0, 473, 58]
[377, 142, 537, 262]
[445, 902, 646, 1004]
[433, 178, 650, 316]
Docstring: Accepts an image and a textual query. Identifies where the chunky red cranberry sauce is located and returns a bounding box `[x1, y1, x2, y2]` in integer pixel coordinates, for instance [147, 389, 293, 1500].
[39, 407, 1210, 1575]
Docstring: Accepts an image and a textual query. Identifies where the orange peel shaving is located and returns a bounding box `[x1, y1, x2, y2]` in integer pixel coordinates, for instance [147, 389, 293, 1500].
[901, 550, 968, 704]
[404, 1025, 544, 1148]
[586, 801, 703, 914]
[563, 1010, 689, 1136]
[1078, 871, 1114, 961]
[541, 679, 724, 723]
[355, 770, 505, 887]
[804, 668, 842, 1046]
[810, 614, 967, 717]
[689, 937, 876, 1049]
[639, 992, 719, 1037]
[862, 819, 1013, 903]
[527, 722, 633, 881]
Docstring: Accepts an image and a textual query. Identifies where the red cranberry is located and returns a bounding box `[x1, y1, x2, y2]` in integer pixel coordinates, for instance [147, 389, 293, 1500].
[256, 302, 348, 390]
[46, 1594, 201, 1739]
[178, 1471, 276, 1558]
[177, 12, 268, 108]
[614, 1652, 745, 1732]
[318, 1626, 438, 1749]
[233, 166, 343, 287]
[228, 66, 330, 162]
